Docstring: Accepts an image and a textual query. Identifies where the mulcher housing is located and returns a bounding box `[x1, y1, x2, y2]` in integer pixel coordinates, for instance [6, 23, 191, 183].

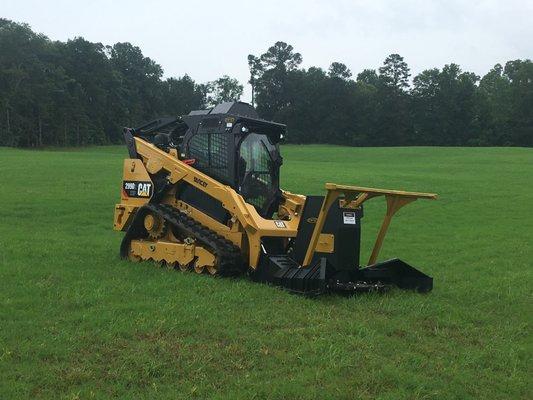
[114, 102, 437, 295]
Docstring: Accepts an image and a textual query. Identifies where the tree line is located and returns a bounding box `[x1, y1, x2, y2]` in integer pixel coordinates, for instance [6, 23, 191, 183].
[249, 43, 532, 146]
[0, 19, 242, 147]
[0, 19, 531, 147]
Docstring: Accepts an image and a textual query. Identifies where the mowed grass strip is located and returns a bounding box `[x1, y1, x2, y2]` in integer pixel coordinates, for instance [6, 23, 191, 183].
[0, 145, 531, 399]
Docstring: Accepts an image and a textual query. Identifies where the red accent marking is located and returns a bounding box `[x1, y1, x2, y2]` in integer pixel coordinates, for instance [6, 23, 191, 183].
[182, 159, 196, 165]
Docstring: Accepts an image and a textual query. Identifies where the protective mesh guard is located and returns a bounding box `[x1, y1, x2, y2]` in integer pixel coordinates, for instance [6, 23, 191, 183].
[189, 133, 229, 182]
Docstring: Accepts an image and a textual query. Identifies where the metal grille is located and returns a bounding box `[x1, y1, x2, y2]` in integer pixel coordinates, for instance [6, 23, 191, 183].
[210, 134, 227, 169]
[189, 133, 209, 168]
[188, 133, 228, 181]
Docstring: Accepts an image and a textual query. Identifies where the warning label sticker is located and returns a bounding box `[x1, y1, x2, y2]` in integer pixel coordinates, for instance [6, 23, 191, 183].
[343, 212, 356, 225]
[274, 220, 286, 228]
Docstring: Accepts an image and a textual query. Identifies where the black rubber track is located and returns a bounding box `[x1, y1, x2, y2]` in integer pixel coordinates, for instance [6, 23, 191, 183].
[120, 203, 246, 277]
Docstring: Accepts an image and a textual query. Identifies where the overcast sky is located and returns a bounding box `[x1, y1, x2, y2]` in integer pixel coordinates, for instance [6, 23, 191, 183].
[3, 0, 532, 100]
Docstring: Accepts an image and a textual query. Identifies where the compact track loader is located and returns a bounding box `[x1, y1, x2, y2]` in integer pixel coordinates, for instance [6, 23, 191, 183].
[114, 102, 437, 295]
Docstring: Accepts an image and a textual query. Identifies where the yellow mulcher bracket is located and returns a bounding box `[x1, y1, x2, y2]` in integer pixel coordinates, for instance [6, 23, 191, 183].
[302, 183, 437, 267]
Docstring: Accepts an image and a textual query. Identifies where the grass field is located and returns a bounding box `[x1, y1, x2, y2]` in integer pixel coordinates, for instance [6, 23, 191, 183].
[0, 145, 531, 399]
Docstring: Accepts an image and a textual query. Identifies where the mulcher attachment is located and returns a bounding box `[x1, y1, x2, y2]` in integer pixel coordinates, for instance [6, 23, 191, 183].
[253, 188, 434, 296]
[255, 255, 432, 296]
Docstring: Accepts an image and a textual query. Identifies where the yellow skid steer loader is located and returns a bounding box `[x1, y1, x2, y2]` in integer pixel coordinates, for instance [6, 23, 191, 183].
[113, 102, 437, 295]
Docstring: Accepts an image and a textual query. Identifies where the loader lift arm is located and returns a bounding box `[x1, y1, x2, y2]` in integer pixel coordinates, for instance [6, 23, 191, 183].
[303, 183, 438, 267]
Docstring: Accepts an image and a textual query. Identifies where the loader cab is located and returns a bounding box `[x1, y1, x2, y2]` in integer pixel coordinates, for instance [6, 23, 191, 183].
[180, 102, 285, 219]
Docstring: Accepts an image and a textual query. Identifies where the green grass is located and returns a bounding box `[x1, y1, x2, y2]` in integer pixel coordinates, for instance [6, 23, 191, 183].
[0, 145, 531, 399]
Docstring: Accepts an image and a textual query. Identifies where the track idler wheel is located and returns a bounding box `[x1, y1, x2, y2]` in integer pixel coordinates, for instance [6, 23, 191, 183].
[177, 262, 191, 272]
[206, 264, 217, 276]
[192, 258, 218, 275]
[194, 262, 205, 274]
